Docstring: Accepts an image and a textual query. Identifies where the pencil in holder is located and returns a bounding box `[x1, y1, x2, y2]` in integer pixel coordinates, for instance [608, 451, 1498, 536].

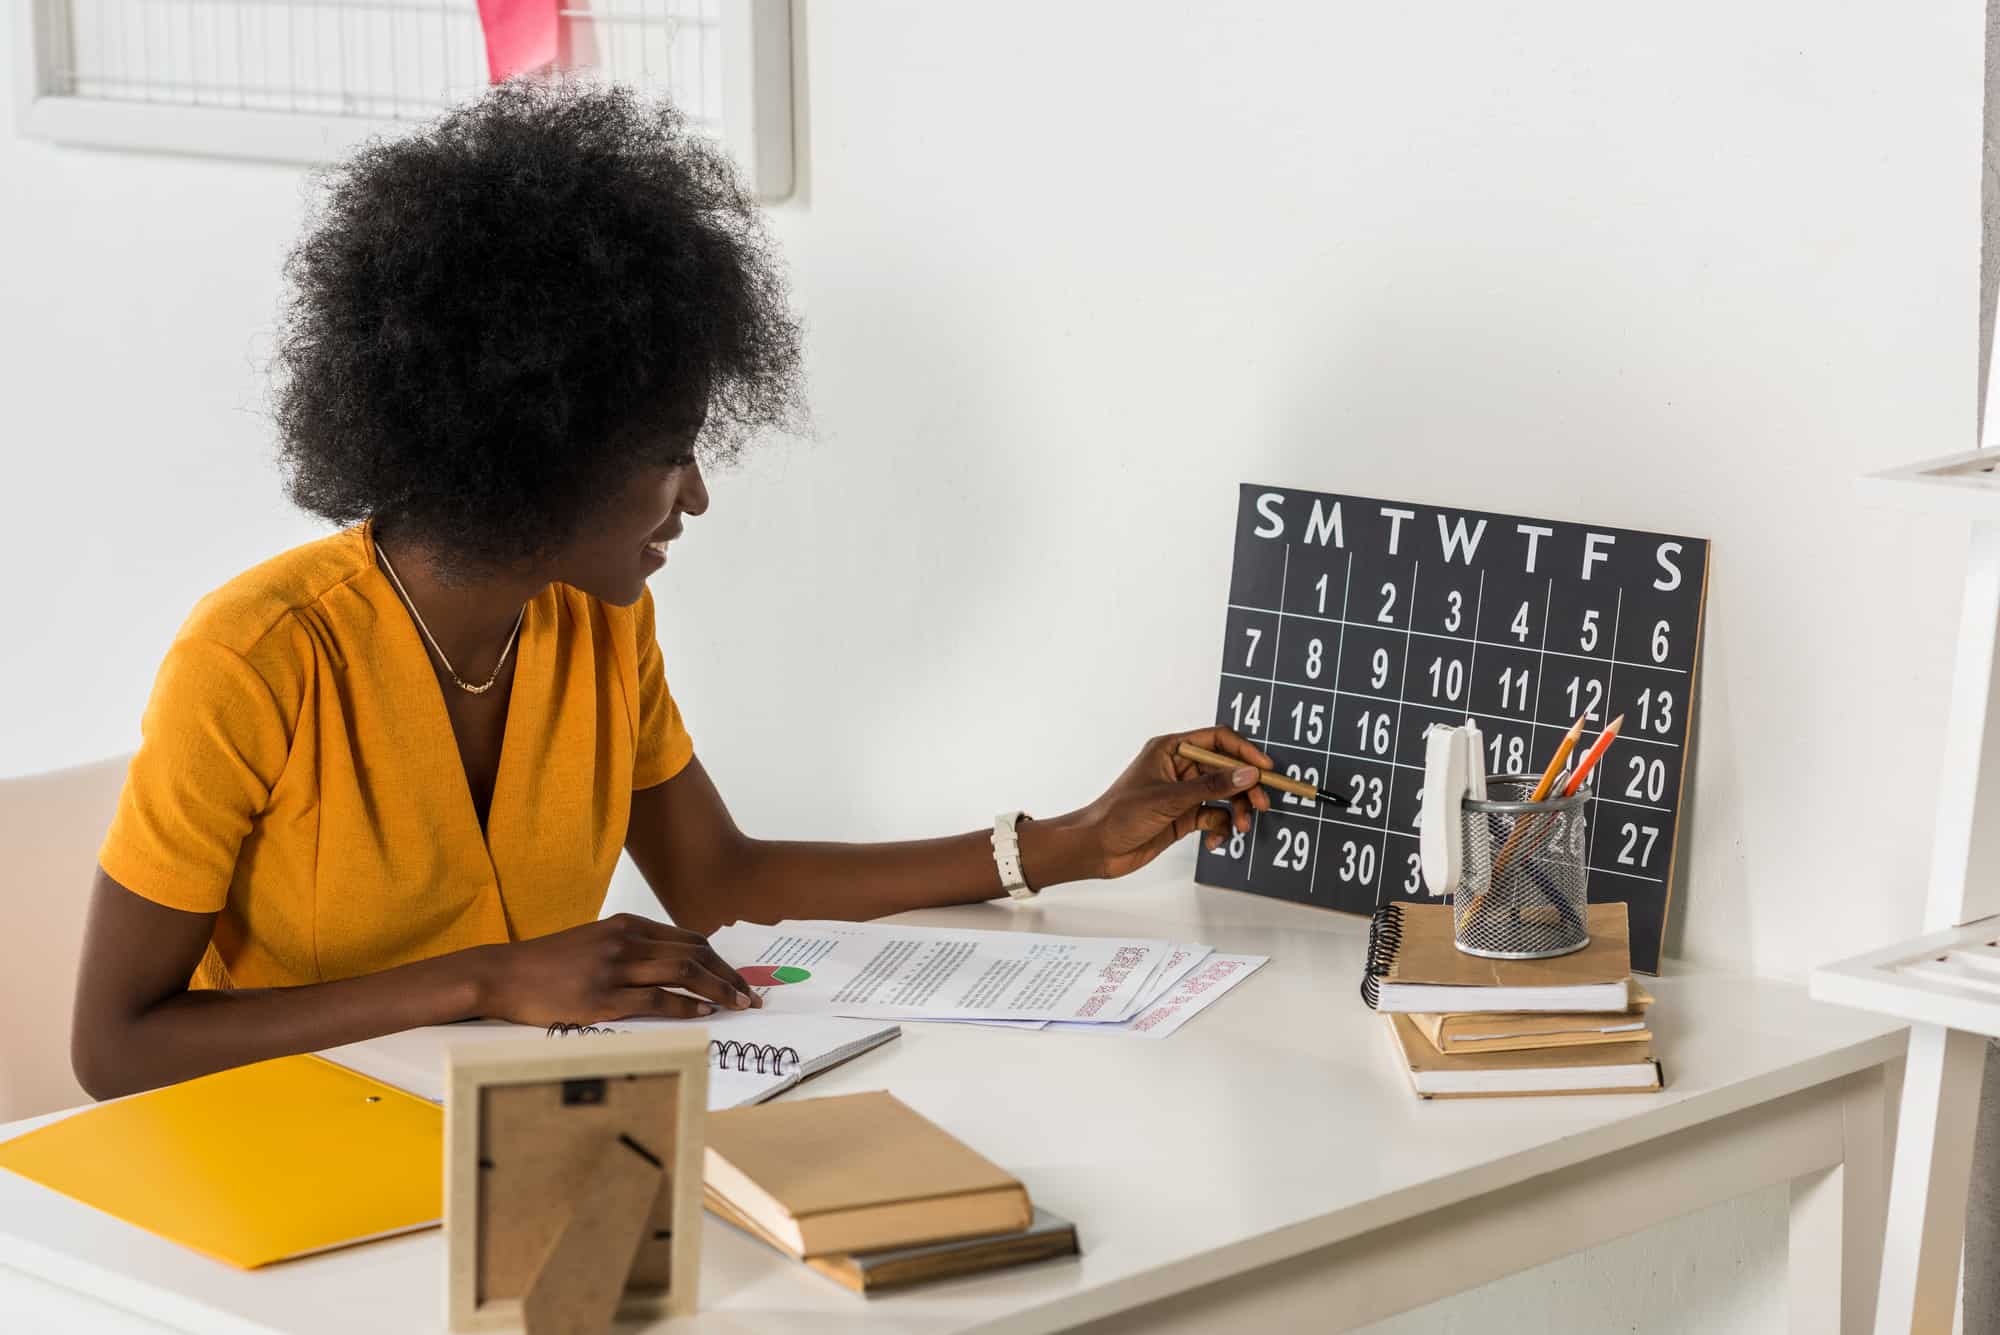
[1453, 774, 1592, 960]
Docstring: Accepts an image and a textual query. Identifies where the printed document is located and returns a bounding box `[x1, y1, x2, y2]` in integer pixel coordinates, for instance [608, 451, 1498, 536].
[710, 920, 1174, 1023]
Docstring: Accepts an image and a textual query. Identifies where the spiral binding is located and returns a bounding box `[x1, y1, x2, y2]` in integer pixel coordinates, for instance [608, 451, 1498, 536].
[1359, 901, 1406, 1009]
[711, 1040, 801, 1076]
[543, 1023, 802, 1078]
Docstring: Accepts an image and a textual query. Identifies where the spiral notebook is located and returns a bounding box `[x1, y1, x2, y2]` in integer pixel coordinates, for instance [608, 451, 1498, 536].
[1360, 901, 1636, 1013]
[551, 1015, 902, 1108]
[323, 1014, 901, 1111]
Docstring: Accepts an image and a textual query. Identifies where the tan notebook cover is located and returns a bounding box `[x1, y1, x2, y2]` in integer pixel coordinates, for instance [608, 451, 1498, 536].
[706, 1187, 1077, 1293]
[1386, 1014, 1663, 1099]
[1389, 902, 1633, 988]
[705, 1091, 1031, 1257]
[1413, 987, 1656, 1055]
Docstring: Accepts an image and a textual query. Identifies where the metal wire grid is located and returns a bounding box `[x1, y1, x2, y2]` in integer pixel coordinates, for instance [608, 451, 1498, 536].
[45, 0, 723, 126]
[1452, 776, 1594, 961]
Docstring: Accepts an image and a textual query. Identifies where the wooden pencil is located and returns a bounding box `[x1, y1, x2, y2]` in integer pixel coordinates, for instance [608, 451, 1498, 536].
[1175, 742, 1346, 806]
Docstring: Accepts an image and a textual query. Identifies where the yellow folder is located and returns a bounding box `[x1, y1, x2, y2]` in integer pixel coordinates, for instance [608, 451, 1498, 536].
[0, 1054, 441, 1268]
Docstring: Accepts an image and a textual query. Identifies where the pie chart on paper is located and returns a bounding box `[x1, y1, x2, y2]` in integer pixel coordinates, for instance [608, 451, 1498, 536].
[739, 965, 812, 988]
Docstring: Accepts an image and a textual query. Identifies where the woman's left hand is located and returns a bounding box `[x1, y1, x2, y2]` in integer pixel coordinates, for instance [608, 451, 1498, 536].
[1021, 727, 1275, 886]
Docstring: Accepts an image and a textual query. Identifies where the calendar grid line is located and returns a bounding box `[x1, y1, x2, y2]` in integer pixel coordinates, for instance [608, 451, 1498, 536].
[1587, 865, 1665, 883]
[1591, 794, 1671, 813]
[1593, 588, 1627, 871]
[1307, 551, 1354, 904]
[1533, 580, 1553, 753]
[1379, 560, 1420, 905]
[1316, 814, 1410, 839]
[1250, 545, 1292, 876]
[1224, 604, 1689, 675]
[1606, 588, 1625, 729]
[1464, 569, 1487, 731]
[1219, 671, 1683, 750]
[1262, 739, 1424, 771]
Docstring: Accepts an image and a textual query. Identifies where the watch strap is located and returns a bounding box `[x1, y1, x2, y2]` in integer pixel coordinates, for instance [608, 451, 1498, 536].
[992, 811, 1035, 899]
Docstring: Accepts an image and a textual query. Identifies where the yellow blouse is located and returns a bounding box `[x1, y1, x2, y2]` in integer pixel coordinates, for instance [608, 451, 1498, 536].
[98, 521, 693, 990]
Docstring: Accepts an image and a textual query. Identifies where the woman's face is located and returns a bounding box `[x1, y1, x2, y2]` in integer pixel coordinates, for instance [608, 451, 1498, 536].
[554, 422, 711, 606]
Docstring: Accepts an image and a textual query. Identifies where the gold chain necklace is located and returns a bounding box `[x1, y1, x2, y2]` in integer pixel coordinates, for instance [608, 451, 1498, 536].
[375, 543, 526, 696]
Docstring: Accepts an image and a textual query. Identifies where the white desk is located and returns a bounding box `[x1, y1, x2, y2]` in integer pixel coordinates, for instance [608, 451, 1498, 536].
[0, 871, 1907, 1334]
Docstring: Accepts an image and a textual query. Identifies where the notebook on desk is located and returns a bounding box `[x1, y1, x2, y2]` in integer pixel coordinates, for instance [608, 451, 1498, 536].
[707, 1189, 1079, 1294]
[323, 1013, 899, 1110]
[553, 1014, 902, 1108]
[705, 1091, 1033, 1257]
[1361, 901, 1636, 1013]
[1410, 987, 1656, 1055]
[1384, 1013, 1663, 1098]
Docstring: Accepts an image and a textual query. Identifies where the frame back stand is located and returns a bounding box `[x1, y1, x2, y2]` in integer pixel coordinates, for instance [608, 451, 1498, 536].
[443, 1031, 710, 1335]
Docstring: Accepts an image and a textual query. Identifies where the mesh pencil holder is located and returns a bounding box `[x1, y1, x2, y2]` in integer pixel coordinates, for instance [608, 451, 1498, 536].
[1453, 774, 1592, 960]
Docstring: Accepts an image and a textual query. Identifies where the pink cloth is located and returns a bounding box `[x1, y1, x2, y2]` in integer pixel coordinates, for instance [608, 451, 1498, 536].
[475, 0, 560, 83]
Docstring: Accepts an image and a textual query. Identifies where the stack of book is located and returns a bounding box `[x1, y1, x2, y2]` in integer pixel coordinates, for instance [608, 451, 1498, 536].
[1365, 901, 1663, 1098]
[703, 1090, 1078, 1294]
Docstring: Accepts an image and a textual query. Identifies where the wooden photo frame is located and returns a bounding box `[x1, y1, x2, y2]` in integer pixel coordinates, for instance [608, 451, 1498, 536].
[445, 1031, 709, 1332]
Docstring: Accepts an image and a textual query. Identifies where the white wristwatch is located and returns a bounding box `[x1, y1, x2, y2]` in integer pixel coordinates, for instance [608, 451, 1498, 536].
[992, 811, 1036, 900]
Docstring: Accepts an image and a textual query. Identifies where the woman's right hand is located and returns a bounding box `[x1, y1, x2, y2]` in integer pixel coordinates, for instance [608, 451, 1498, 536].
[475, 914, 760, 1025]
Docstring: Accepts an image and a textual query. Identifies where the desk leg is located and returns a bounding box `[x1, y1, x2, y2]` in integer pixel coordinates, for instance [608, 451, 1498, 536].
[1875, 1023, 1985, 1335]
[1790, 1059, 1892, 1335]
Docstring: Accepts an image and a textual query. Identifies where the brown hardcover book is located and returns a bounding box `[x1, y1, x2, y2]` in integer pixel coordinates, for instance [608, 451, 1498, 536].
[1384, 1013, 1663, 1099]
[706, 1187, 1079, 1293]
[704, 1091, 1032, 1258]
[1411, 987, 1656, 1055]
[1364, 902, 1636, 1013]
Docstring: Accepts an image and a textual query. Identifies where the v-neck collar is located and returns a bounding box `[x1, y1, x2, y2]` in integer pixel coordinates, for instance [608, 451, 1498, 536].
[357, 519, 542, 877]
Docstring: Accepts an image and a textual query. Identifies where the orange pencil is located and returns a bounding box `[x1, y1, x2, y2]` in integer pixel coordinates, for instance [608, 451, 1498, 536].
[1464, 714, 1591, 927]
[1561, 715, 1624, 796]
[1529, 714, 1590, 803]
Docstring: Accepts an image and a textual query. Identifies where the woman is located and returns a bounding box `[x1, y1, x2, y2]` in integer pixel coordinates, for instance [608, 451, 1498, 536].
[72, 83, 1271, 1101]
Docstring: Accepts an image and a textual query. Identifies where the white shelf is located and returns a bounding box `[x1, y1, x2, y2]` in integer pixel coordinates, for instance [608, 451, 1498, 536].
[1855, 448, 2000, 520]
[1811, 914, 2000, 1038]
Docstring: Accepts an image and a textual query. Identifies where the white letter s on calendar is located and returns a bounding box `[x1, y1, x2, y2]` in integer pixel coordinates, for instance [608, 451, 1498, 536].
[1254, 492, 1285, 538]
[1654, 542, 1684, 591]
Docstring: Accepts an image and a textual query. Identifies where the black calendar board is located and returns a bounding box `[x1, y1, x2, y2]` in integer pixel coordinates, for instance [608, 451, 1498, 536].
[1195, 484, 1708, 974]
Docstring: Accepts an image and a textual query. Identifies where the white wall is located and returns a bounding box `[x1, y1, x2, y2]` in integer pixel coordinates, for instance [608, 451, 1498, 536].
[0, 4, 1984, 1326]
[4, 2, 1982, 979]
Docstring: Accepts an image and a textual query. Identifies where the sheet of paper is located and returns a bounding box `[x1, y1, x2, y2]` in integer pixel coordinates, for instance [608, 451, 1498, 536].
[1047, 954, 1267, 1039]
[776, 921, 1051, 1029]
[713, 920, 1174, 1023]
[772, 923, 1210, 1018]
[1129, 943, 1214, 1006]
[885, 943, 1213, 1030]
